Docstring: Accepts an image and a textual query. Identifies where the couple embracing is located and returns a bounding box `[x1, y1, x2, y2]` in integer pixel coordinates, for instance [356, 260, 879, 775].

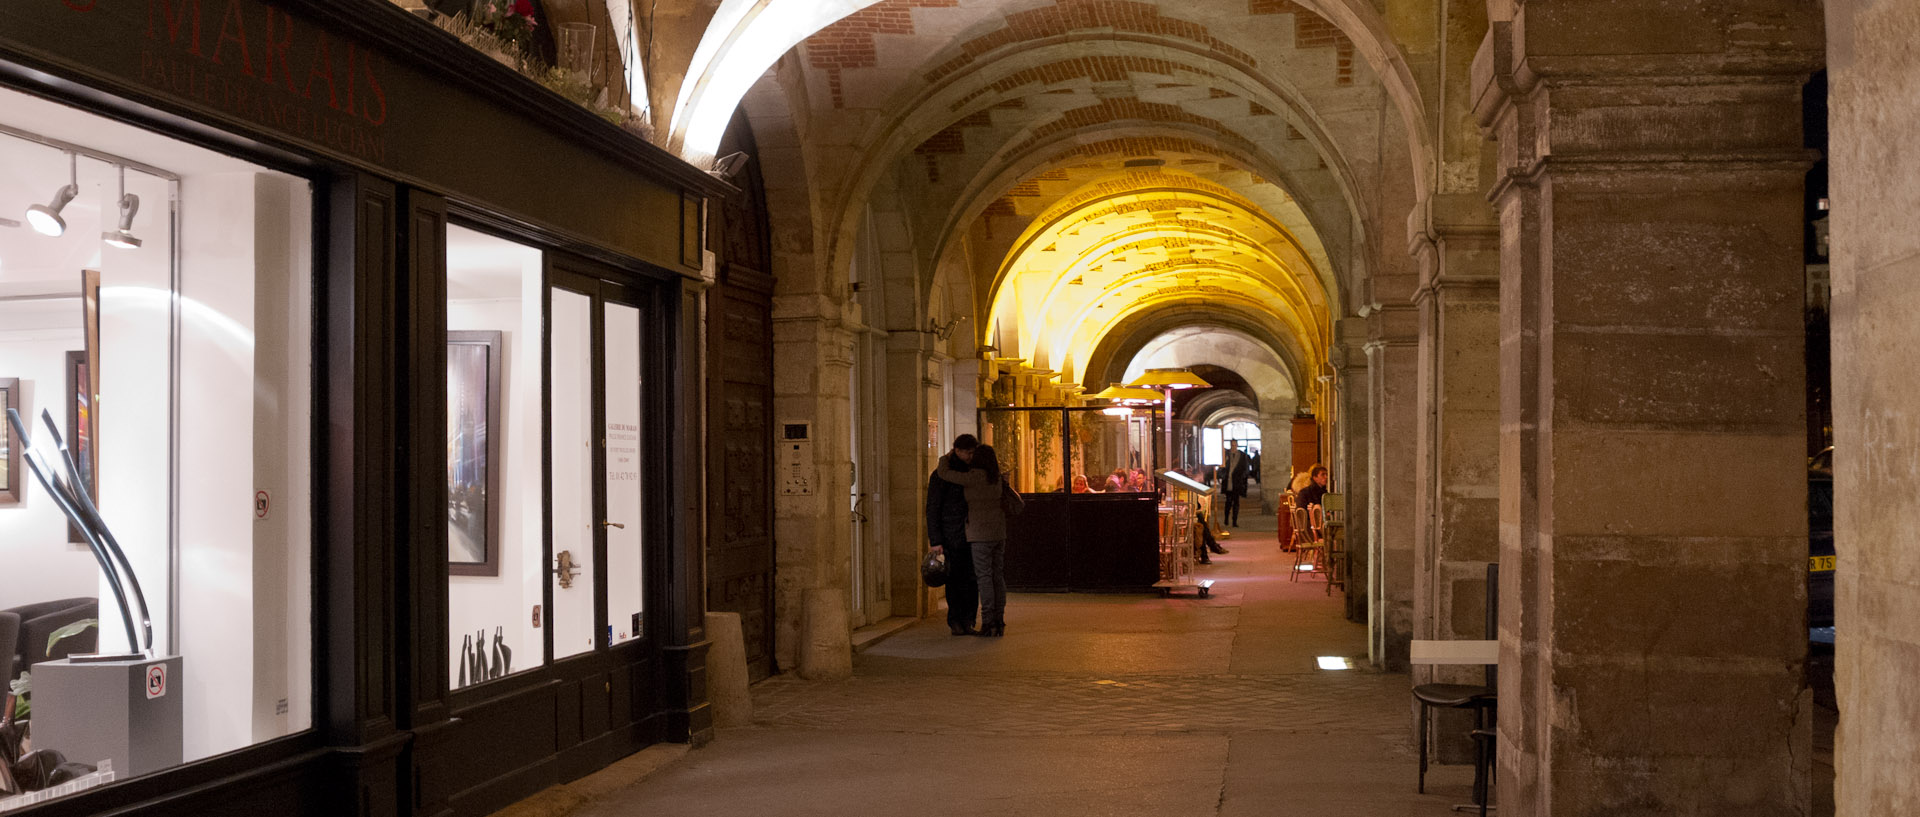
[924, 434, 1025, 637]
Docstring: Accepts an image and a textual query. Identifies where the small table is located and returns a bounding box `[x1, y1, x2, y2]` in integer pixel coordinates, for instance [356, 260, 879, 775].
[1410, 639, 1498, 665]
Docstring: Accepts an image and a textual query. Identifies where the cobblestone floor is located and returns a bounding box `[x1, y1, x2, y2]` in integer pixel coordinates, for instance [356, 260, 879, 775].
[580, 509, 1482, 817]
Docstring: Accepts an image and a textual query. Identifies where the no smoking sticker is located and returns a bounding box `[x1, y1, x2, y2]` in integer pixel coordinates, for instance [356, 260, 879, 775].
[146, 664, 167, 700]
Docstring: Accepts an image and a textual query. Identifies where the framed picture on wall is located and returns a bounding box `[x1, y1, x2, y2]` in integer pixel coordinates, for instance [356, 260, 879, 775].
[1, 377, 21, 504]
[448, 330, 503, 577]
[66, 350, 97, 542]
[65, 269, 101, 541]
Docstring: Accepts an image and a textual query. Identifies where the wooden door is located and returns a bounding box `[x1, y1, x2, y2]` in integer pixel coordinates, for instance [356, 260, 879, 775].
[706, 267, 775, 679]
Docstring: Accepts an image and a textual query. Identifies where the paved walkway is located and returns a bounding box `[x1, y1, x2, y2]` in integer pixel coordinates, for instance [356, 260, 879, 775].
[581, 510, 1480, 817]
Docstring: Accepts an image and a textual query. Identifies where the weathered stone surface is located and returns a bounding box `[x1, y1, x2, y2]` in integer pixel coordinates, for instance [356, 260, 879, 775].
[1829, 7, 1920, 814]
[1479, 3, 1821, 815]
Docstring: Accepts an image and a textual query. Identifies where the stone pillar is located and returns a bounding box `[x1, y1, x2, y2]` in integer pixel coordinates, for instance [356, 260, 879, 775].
[1334, 323, 1371, 624]
[771, 297, 856, 680]
[886, 331, 937, 619]
[1476, 4, 1822, 813]
[1366, 305, 1419, 671]
[1410, 227, 1501, 653]
[1409, 225, 1501, 762]
[1826, 3, 1920, 814]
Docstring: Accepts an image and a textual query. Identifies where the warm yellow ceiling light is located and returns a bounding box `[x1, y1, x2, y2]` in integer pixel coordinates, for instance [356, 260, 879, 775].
[1130, 367, 1211, 390]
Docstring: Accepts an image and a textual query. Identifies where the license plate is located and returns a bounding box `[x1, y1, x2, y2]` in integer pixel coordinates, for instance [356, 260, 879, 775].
[1810, 555, 1836, 572]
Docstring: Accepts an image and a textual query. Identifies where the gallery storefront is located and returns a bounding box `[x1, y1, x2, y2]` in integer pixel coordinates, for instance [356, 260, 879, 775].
[0, 1, 722, 815]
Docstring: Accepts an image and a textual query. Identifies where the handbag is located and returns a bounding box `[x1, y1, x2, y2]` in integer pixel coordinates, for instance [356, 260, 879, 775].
[920, 550, 949, 587]
[999, 478, 1025, 518]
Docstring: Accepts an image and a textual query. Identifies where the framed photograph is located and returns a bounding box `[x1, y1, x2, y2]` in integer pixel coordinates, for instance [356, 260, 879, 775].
[448, 330, 503, 577]
[67, 351, 97, 542]
[1, 378, 20, 504]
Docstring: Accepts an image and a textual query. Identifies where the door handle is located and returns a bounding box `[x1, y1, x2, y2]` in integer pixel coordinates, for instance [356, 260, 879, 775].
[603, 521, 626, 529]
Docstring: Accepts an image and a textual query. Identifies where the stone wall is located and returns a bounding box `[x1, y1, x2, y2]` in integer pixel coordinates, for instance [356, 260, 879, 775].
[1825, 2, 1920, 815]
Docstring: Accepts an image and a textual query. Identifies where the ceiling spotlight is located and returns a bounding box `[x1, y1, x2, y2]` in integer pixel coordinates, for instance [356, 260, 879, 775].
[102, 165, 142, 249]
[26, 152, 79, 237]
[707, 151, 749, 183]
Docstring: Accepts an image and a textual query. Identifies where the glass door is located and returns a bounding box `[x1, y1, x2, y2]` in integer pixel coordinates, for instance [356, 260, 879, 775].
[547, 267, 649, 662]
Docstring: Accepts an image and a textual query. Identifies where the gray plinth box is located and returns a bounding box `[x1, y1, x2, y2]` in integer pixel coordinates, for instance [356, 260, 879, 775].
[31, 655, 183, 777]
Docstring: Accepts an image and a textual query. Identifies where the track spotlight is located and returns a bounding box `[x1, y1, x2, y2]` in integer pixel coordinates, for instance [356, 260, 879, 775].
[26, 152, 79, 237]
[102, 165, 142, 249]
[707, 151, 749, 183]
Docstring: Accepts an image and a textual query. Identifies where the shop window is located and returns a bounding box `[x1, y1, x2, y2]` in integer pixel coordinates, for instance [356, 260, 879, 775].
[0, 88, 313, 805]
[446, 225, 547, 687]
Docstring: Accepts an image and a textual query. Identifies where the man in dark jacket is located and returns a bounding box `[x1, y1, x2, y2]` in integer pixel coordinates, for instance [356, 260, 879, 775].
[1222, 441, 1253, 526]
[926, 434, 980, 635]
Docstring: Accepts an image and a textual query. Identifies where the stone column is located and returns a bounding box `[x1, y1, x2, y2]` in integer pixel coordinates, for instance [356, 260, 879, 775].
[886, 330, 937, 619]
[1476, 4, 1822, 813]
[1409, 223, 1500, 762]
[1334, 323, 1371, 624]
[1366, 305, 1419, 671]
[1410, 226, 1501, 655]
[771, 296, 856, 680]
[1826, 2, 1920, 814]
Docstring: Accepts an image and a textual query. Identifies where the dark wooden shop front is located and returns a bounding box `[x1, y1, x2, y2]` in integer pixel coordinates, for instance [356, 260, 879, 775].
[0, 0, 729, 815]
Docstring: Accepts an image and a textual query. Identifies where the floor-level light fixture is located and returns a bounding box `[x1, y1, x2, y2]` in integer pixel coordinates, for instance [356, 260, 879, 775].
[26, 151, 79, 237]
[102, 165, 142, 249]
[1127, 367, 1211, 473]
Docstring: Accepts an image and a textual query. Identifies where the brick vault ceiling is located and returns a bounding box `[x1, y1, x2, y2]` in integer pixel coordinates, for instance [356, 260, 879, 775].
[789, 0, 1383, 382]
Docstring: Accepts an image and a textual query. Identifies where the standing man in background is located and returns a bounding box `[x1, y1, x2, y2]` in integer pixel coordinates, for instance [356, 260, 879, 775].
[1222, 441, 1252, 527]
[926, 435, 980, 636]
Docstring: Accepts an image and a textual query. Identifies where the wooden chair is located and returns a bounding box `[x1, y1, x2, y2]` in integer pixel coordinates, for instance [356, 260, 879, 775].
[1288, 505, 1323, 581]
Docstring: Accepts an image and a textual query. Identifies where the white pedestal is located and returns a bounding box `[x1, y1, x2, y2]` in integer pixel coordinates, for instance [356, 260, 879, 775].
[31, 655, 183, 777]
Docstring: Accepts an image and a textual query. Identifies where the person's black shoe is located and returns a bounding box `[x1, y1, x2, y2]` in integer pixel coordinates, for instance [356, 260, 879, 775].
[1210, 545, 1229, 554]
[950, 624, 977, 636]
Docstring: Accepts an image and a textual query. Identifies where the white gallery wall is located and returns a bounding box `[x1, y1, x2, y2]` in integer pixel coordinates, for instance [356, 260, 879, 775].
[447, 226, 546, 685]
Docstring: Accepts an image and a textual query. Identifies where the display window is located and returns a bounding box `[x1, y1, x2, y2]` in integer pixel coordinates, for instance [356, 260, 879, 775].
[446, 225, 548, 688]
[446, 229, 649, 691]
[0, 87, 314, 806]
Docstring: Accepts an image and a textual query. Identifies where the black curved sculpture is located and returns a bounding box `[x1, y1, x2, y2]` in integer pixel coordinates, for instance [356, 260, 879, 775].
[5, 408, 152, 657]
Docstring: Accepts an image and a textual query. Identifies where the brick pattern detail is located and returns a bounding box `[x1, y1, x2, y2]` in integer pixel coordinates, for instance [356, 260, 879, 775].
[806, 0, 961, 107]
[914, 109, 995, 183]
[951, 55, 1208, 111]
[1010, 98, 1261, 160]
[1247, 101, 1274, 117]
[1247, 0, 1354, 85]
[1037, 171, 1249, 223]
[1286, 124, 1305, 140]
[924, 0, 1256, 85]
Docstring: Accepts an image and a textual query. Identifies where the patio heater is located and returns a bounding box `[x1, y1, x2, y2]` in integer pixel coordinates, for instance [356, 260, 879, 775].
[1127, 367, 1211, 474]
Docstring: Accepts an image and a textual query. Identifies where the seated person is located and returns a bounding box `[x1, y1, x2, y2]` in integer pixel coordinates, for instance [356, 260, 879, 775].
[1071, 474, 1096, 493]
[1106, 469, 1128, 492]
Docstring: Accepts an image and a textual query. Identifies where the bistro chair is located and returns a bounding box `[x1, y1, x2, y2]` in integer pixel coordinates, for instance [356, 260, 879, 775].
[1412, 562, 1499, 809]
[1288, 505, 1322, 580]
